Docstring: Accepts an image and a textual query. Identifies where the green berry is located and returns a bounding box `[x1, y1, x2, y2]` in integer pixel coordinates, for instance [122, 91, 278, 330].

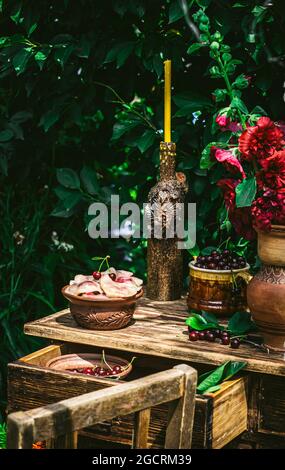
[213, 31, 222, 41]
[210, 41, 220, 51]
[199, 23, 209, 32]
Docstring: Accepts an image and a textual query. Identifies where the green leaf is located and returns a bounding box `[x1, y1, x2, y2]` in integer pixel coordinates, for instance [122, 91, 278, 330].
[203, 385, 221, 393]
[232, 74, 249, 90]
[153, 54, 163, 78]
[12, 47, 33, 75]
[34, 50, 49, 70]
[187, 42, 204, 55]
[105, 42, 134, 68]
[11, 111, 32, 123]
[235, 177, 257, 208]
[197, 362, 228, 393]
[212, 88, 228, 102]
[61, 191, 82, 210]
[200, 143, 216, 170]
[80, 166, 99, 195]
[201, 311, 219, 326]
[169, 0, 184, 23]
[111, 121, 140, 141]
[10, 3, 22, 24]
[185, 313, 218, 331]
[136, 130, 156, 153]
[188, 244, 200, 257]
[51, 202, 76, 218]
[0, 129, 13, 142]
[231, 96, 248, 115]
[76, 37, 91, 59]
[197, 361, 247, 394]
[228, 312, 257, 335]
[39, 109, 60, 132]
[56, 168, 80, 189]
[54, 44, 74, 68]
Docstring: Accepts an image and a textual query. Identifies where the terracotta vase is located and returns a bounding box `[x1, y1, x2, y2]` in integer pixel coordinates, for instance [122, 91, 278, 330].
[62, 286, 143, 330]
[247, 225, 285, 351]
[187, 261, 250, 317]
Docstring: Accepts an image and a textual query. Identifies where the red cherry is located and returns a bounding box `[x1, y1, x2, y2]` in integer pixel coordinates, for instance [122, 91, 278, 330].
[93, 271, 101, 280]
[112, 365, 122, 373]
[98, 368, 107, 376]
[189, 331, 199, 341]
[109, 273, 116, 281]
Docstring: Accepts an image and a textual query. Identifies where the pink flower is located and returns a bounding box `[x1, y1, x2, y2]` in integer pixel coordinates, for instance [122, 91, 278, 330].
[216, 115, 228, 128]
[215, 149, 246, 178]
[216, 114, 242, 133]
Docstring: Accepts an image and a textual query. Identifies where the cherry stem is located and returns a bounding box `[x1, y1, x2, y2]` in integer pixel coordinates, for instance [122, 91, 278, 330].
[101, 350, 112, 370]
[121, 356, 136, 371]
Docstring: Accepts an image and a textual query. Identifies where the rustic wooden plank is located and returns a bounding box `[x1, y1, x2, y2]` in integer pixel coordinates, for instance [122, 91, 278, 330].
[8, 368, 187, 443]
[210, 378, 248, 448]
[52, 431, 78, 449]
[7, 412, 34, 449]
[8, 343, 249, 449]
[24, 298, 285, 377]
[165, 364, 197, 449]
[133, 409, 151, 448]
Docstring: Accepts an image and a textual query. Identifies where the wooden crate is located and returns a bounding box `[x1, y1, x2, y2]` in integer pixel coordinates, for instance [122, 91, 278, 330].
[7, 343, 248, 449]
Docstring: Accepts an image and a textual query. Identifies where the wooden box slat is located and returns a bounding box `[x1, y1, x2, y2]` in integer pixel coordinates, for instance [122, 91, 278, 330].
[24, 298, 285, 377]
[8, 344, 248, 449]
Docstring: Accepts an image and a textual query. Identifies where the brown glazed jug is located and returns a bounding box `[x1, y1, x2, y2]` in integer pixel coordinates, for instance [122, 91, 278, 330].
[247, 225, 285, 351]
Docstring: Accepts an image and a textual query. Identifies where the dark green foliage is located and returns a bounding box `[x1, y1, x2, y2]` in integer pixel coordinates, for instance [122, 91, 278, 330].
[0, 0, 284, 418]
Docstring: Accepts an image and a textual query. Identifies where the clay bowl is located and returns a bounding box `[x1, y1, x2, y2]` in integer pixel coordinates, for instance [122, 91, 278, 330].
[62, 286, 143, 330]
[187, 261, 251, 317]
[46, 353, 132, 379]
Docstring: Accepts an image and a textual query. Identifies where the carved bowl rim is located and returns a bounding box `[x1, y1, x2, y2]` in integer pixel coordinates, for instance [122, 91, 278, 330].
[62, 285, 143, 307]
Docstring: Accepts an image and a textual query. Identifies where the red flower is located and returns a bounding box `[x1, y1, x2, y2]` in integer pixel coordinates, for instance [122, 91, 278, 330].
[251, 189, 285, 231]
[230, 207, 256, 240]
[217, 178, 256, 240]
[258, 149, 285, 190]
[215, 149, 246, 178]
[239, 117, 284, 161]
[217, 178, 239, 211]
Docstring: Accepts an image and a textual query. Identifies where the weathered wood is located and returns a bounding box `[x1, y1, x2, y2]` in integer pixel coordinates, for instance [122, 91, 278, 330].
[7, 365, 196, 449]
[52, 432, 78, 449]
[133, 409, 151, 448]
[7, 412, 34, 449]
[8, 344, 248, 449]
[210, 378, 248, 448]
[165, 364, 197, 449]
[24, 298, 285, 377]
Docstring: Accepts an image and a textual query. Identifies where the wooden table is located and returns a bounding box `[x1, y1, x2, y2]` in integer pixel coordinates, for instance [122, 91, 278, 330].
[24, 297, 285, 376]
[21, 297, 285, 448]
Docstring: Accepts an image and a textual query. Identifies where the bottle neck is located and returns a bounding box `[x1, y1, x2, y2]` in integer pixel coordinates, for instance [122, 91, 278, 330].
[159, 141, 176, 181]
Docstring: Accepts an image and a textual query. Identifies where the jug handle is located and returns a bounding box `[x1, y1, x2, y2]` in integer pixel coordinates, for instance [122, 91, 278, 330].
[235, 271, 253, 283]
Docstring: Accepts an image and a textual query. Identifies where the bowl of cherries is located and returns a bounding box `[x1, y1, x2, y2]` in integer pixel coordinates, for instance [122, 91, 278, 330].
[187, 249, 251, 317]
[46, 352, 134, 380]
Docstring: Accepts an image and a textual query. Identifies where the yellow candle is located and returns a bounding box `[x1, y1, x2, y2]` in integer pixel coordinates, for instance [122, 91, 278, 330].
[164, 59, 171, 142]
